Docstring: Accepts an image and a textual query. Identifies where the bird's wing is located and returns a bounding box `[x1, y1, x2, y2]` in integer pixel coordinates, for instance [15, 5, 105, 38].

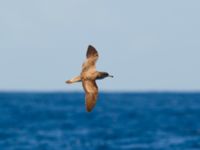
[82, 79, 98, 112]
[65, 76, 81, 84]
[86, 45, 99, 59]
[82, 45, 99, 72]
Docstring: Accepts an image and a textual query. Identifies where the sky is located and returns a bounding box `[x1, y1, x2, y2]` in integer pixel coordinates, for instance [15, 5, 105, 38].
[0, 0, 200, 91]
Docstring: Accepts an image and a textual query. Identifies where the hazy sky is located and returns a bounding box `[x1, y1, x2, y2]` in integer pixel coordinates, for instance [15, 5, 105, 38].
[0, 0, 200, 91]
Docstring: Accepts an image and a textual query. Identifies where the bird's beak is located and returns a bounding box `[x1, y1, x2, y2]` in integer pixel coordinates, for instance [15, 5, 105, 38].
[109, 75, 114, 78]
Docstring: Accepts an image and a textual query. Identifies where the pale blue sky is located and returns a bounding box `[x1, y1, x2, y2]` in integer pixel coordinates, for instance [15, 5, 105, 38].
[0, 0, 200, 91]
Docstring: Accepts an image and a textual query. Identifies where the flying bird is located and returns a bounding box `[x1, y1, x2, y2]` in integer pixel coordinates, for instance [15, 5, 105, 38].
[66, 45, 113, 112]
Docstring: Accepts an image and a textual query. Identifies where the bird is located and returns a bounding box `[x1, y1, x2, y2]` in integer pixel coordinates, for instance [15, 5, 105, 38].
[66, 45, 113, 112]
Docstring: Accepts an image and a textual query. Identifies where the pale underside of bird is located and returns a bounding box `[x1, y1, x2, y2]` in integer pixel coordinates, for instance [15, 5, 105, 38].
[66, 45, 113, 112]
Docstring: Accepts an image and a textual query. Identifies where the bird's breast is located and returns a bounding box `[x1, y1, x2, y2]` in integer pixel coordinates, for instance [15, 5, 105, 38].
[81, 69, 97, 80]
[81, 74, 96, 80]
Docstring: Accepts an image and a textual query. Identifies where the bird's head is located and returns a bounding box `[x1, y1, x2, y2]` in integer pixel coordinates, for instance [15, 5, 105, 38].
[97, 72, 114, 80]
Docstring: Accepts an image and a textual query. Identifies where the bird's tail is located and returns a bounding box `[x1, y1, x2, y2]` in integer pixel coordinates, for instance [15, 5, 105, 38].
[66, 76, 81, 84]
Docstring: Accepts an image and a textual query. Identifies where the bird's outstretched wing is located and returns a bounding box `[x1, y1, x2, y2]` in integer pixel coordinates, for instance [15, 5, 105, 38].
[65, 76, 81, 84]
[86, 45, 99, 59]
[82, 79, 98, 112]
[82, 45, 99, 72]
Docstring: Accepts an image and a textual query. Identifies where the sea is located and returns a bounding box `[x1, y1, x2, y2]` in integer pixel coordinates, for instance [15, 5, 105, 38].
[0, 92, 200, 150]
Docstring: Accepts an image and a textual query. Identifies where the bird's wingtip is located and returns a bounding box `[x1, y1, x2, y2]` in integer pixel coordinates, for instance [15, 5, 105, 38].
[65, 80, 72, 84]
[88, 44, 94, 48]
[88, 45, 95, 50]
[86, 107, 93, 112]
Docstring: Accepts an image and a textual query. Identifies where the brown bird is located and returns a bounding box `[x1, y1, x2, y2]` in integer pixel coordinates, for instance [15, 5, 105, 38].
[66, 45, 113, 112]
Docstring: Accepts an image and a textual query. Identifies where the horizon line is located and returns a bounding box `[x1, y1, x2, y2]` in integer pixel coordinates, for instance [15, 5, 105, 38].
[0, 90, 200, 94]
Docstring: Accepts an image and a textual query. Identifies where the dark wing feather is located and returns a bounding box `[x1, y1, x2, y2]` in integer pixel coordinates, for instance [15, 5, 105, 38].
[86, 45, 98, 58]
[82, 79, 98, 112]
[82, 45, 99, 72]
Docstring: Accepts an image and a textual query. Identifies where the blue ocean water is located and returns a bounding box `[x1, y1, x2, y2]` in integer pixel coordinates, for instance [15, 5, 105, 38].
[0, 92, 200, 150]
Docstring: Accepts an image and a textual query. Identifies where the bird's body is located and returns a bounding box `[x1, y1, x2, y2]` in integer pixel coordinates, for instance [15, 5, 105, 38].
[66, 45, 113, 112]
